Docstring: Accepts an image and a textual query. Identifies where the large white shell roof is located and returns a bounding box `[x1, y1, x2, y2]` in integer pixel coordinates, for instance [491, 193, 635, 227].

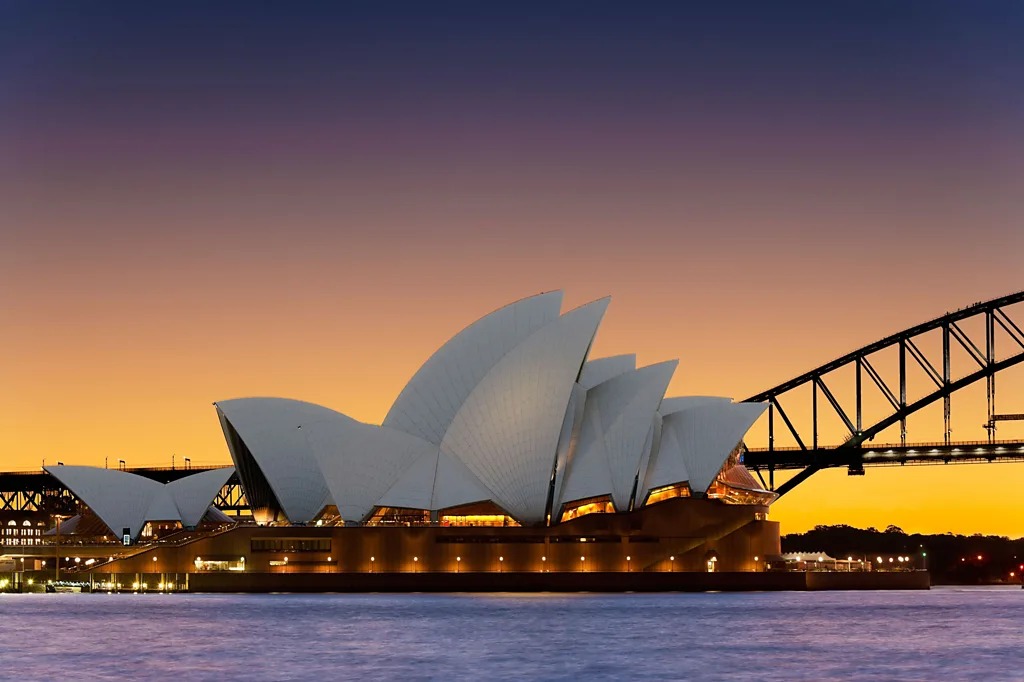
[440, 298, 610, 524]
[215, 397, 352, 524]
[384, 291, 563, 445]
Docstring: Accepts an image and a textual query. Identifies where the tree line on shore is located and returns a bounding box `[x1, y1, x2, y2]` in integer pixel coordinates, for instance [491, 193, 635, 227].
[782, 525, 1024, 584]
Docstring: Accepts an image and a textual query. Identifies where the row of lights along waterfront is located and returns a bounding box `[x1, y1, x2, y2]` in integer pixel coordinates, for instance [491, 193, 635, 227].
[267, 554, 674, 572]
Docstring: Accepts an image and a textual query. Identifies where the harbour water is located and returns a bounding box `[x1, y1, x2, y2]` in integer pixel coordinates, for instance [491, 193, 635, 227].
[1, 587, 1020, 680]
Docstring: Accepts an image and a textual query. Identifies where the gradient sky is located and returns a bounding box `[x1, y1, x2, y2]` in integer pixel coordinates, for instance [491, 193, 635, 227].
[3, 2, 1023, 535]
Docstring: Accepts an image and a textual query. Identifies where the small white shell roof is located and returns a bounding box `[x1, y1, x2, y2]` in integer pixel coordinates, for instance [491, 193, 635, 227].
[578, 354, 637, 389]
[660, 396, 732, 416]
[45, 465, 235, 539]
[215, 397, 353, 524]
[559, 360, 677, 510]
[639, 397, 731, 501]
[441, 298, 610, 524]
[46, 466, 168, 539]
[167, 467, 236, 528]
[666, 401, 768, 495]
[384, 291, 563, 446]
[639, 411, 689, 502]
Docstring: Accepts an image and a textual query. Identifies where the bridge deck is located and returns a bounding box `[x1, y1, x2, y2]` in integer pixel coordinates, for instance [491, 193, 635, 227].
[743, 440, 1024, 471]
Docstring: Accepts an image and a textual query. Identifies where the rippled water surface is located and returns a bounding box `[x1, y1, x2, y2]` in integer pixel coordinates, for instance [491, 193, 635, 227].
[1, 587, 1021, 681]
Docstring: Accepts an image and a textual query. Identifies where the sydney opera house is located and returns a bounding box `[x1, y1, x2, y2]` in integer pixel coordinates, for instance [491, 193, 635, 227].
[39, 292, 781, 586]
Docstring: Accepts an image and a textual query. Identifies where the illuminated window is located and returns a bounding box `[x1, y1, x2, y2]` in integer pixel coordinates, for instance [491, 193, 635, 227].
[644, 483, 691, 506]
[559, 495, 615, 522]
[365, 507, 431, 526]
[440, 501, 520, 528]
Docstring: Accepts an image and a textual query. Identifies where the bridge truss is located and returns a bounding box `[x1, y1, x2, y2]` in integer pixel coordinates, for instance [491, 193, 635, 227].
[742, 291, 1024, 496]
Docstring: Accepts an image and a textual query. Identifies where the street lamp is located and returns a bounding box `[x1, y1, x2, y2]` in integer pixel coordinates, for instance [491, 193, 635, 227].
[541, 556, 546, 572]
[456, 556, 461, 573]
[579, 556, 585, 572]
[369, 556, 375, 573]
[52, 515, 68, 582]
[670, 555, 675, 571]
[626, 555, 631, 572]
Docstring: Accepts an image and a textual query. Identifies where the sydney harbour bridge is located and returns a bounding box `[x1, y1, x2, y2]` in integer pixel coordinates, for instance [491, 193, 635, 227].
[2, 290, 1023, 517]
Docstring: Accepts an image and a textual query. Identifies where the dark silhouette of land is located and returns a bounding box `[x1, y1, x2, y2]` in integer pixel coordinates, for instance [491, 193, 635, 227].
[782, 525, 1024, 585]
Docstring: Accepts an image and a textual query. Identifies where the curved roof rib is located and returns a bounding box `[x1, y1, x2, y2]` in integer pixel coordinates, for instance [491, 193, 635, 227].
[559, 360, 678, 510]
[384, 291, 564, 445]
[441, 298, 610, 524]
[578, 354, 637, 389]
[669, 401, 768, 495]
[215, 398, 356, 524]
[306, 421, 439, 523]
[166, 466, 236, 528]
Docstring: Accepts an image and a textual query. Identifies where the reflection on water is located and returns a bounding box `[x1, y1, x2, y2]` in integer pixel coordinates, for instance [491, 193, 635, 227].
[1, 587, 1021, 681]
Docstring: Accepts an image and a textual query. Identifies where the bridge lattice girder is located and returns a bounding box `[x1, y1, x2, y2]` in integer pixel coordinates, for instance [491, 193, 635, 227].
[742, 291, 1024, 496]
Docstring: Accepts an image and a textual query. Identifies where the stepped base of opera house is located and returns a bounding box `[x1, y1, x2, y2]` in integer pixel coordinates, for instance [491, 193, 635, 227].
[3, 498, 929, 591]
[18, 498, 778, 585]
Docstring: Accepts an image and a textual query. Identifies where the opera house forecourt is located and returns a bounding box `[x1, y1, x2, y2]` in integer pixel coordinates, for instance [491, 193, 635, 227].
[31, 292, 924, 591]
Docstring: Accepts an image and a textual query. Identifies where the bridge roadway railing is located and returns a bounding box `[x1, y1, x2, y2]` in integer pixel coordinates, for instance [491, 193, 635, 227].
[743, 439, 1024, 471]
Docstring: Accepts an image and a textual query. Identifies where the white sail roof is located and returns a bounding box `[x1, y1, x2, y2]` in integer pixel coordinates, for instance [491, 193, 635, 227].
[659, 396, 732, 416]
[376, 446, 496, 511]
[638, 411, 690, 502]
[215, 397, 354, 524]
[637, 396, 736, 502]
[46, 466, 169, 540]
[384, 291, 563, 445]
[166, 467, 236, 528]
[145, 489, 182, 522]
[667, 401, 768, 495]
[559, 360, 677, 510]
[549, 382, 587, 515]
[306, 421, 439, 523]
[578, 354, 637, 389]
[45, 465, 235, 540]
[441, 298, 610, 524]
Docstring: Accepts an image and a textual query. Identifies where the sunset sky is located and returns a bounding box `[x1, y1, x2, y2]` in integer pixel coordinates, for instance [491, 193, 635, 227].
[3, 2, 1023, 535]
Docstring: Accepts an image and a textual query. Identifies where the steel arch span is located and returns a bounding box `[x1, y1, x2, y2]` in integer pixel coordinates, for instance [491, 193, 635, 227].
[741, 291, 1024, 497]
